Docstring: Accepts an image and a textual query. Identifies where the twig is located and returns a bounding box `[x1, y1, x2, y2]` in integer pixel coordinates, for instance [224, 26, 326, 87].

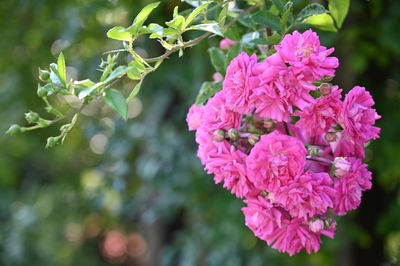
[144, 4, 261, 63]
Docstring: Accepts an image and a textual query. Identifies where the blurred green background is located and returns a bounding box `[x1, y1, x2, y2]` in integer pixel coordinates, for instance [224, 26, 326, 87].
[0, 0, 399, 265]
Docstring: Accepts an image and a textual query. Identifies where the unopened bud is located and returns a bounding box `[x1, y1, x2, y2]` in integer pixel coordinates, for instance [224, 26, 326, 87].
[263, 119, 276, 130]
[248, 134, 260, 146]
[307, 145, 321, 156]
[332, 157, 351, 177]
[260, 190, 269, 197]
[25, 111, 40, 124]
[309, 219, 324, 233]
[39, 68, 50, 81]
[6, 124, 25, 136]
[228, 129, 239, 141]
[319, 83, 331, 96]
[324, 217, 336, 229]
[325, 132, 337, 142]
[212, 129, 225, 142]
[37, 86, 49, 98]
[213, 72, 224, 82]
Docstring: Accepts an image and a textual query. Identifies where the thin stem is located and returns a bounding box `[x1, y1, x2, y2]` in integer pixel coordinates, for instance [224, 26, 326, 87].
[306, 156, 332, 166]
[283, 122, 292, 136]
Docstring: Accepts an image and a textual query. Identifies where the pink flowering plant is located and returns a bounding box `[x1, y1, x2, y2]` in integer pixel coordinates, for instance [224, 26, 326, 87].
[6, 0, 379, 257]
[187, 27, 380, 255]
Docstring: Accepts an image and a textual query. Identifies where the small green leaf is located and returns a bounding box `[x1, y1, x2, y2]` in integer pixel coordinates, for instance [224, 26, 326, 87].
[280, 2, 293, 33]
[147, 23, 164, 38]
[103, 66, 129, 84]
[49, 63, 63, 86]
[208, 47, 226, 74]
[266, 32, 282, 44]
[329, 0, 350, 28]
[127, 81, 142, 102]
[105, 89, 128, 120]
[271, 0, 286, 14]
[305, 13, 337, 32]
[107, 26, 132, 41]
[297, 3, 328, 22]
[195, 81, 222, 105]
[166, 15, 186, 30]
[125, 2, 160, 35]
[252, 11, 280, 31]
[57, 53, 67, 85]
[190, 22, 223, 36]
[241, 31, 260, 48]
[225, 44, 241, 67]
[224, 24, 241, 41]
[184, 1, 212, 28]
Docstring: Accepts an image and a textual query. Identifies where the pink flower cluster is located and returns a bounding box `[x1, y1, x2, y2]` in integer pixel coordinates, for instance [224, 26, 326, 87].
[187, 30, 380, 255]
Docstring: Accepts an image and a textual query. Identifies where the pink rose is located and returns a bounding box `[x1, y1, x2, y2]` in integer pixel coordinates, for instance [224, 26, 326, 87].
[222, 52, 259, 113]
[340, 86, 381, 142]
[186, 104, 204, 131]
[247, 131, 307, 192]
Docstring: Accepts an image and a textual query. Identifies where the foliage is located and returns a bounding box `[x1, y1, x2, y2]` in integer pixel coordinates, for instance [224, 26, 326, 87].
[7, 0, 349, 148]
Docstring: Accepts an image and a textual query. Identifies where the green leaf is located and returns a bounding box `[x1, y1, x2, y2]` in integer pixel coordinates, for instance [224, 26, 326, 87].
[78, 82, 104, 100]
[224, 24, 241, 41]
[166, 15, 186, 30]
[297, 3, 328, 22]
[105, 89, 128, 120]
[146, 23, 164, 38]
[271, 0, 286, 14]
[305, 13, 337, 32]
[252, 11, 280, 31]
[103, 66, 129, 84]
[208, 47, 226, 74]
[329, 0, 350, 28]
[190, 22, 223, 36]
[225, 44, 241, 67]
[49, 63, 63, 86]
[107, 26, 132, 41]
[184, 1, 212, 28]
[280, 2, 293, 33]
[127, 81, 143, 102]
[195, 81, 222, 105]
[266, 32, 282, 44]
[241, 31, 260, 48]
[57, 53, 66, 86]
[125, 2, 160, 35]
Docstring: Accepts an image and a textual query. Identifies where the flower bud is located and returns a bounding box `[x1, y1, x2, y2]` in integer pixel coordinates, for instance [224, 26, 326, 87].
[6, 124, 24, 136]
[248, 134, 260, 146]
[38, 68, 50, 81]
[213, 72, 223, 83]
[324, 217, 336, 230]
[260, 190, 269, 197]
[332, 157, 351, 177]
[263, 119, 276, 130]
[324, 132, 337, 142]
[25, 111, 40, 124]
[309, 219, 324, 233]
[219, 38, 236, 50]
[319, 83, 331, 96]
[228, 129, 239, 141]
[212, 129, 225, 142]
[37, 84, 50, 98]
[306, 145, 321, 157]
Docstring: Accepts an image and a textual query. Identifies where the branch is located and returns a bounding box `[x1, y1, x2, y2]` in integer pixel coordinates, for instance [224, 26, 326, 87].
[144, 4, 261, 63]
